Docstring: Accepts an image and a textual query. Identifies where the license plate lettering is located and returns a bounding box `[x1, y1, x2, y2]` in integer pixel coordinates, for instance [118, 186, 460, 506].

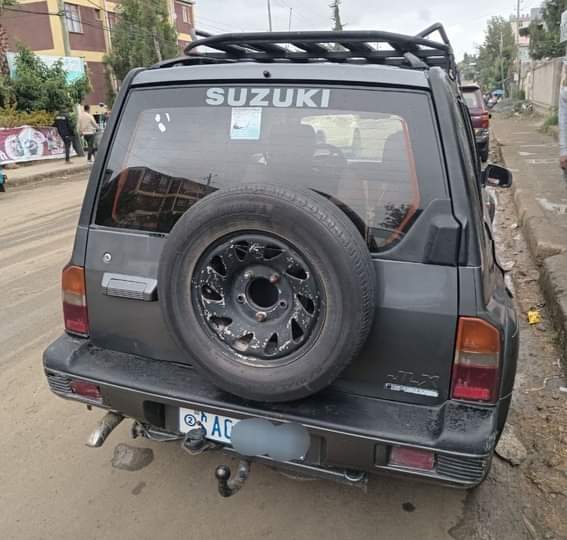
[179, 408, 238, 444]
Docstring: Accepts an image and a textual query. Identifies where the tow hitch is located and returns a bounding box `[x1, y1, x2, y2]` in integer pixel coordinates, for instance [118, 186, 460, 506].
[181, 424, 252, 496]
[215, 460, 252, 497]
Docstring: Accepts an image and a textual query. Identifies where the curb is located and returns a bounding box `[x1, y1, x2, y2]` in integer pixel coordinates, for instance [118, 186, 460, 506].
[493, 132, 567, 356]
[540, 253, 567, 354]
[8, 163, 90, 188]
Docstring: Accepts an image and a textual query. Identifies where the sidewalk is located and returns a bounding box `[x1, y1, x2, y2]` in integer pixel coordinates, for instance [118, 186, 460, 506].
[5, 156, 91, 188]
[492, 114, 567, 353]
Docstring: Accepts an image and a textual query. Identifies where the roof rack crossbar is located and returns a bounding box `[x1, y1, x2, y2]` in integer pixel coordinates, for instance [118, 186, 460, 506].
[338, 41, 376, 54]
[290, 41, 331, 55]
[239, 41, 289, 56]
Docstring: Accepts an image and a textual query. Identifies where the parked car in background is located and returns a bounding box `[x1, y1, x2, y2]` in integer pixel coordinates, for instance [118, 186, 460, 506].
[462, 84, 490, 162]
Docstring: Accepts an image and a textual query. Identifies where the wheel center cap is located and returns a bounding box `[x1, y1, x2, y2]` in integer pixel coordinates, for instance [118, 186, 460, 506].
[247, 277, 279, 309]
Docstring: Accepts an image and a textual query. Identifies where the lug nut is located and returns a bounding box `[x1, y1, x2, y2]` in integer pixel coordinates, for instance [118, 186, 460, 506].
[255, 311, 267, 322]
[244, 271, 254, 280]
[269, 273, 280, 284]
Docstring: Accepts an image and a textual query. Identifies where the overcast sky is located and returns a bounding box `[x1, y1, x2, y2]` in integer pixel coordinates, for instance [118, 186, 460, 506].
[196, 0, 543, 60]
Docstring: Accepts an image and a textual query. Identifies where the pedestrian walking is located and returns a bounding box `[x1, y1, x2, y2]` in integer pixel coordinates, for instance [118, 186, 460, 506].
[560, 61, 567, 182]
[54, 111, 74, 163]
[79, 104, 99, 162]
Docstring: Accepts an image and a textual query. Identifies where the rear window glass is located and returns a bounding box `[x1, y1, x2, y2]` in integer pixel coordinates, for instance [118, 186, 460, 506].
[95, 85, 446, 252]
[462, 89, 482, 109]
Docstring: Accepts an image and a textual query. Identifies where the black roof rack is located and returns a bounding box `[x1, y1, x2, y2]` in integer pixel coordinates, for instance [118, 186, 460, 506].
[154, 24, 457, 79]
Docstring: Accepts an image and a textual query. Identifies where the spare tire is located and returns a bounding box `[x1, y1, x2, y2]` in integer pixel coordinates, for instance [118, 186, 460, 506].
[158, 184, 376, 402]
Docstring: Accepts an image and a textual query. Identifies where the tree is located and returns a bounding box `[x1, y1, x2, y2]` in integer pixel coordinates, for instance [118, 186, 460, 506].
[8, 46, 90, 112]
[0, 1, 19, 77]
[476, 17, 517, 91]
[105, 0, 178, 83]
[459, 52, 479, 82]
[528, 0, 567, 59]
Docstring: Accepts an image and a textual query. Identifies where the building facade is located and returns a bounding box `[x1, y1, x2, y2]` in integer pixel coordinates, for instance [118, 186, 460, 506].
[1, 0, 195, 112]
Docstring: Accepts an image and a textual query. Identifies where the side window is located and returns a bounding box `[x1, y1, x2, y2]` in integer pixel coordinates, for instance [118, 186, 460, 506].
[458, 101, 481, 180]
[452, 94, 488, 264]
[454, 100, 482, 207]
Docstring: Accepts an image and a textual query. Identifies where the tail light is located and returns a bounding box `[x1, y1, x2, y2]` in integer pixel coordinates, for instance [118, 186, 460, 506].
[451, 318, 501, 403]
[480, 112, 490, 129]
[62, 264, 89, 336]
[70, 380, 101, 401]
[389, 446, 435, 470]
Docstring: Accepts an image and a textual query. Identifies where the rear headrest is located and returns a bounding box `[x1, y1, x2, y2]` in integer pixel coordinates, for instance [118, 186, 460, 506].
[269, 123, 316, 146]
[267, 123, 316, 163]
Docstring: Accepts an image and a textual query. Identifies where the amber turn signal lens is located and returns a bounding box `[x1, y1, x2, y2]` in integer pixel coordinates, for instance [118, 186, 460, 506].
[62, 264, 89, 336]
[452, 318, 501, 403]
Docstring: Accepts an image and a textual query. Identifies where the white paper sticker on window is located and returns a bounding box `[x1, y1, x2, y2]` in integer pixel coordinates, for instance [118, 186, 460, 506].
[230, 107, 262, 140]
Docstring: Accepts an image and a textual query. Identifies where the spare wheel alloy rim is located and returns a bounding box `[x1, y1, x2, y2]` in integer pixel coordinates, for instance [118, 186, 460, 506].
[191, 233, 323, 364]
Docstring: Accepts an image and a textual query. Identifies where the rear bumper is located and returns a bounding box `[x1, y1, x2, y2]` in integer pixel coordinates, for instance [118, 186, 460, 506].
[44, 334, 509, 488]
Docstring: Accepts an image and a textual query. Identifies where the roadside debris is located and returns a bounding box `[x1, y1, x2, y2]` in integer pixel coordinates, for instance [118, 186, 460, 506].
[111, 443, 154, 471]
[496, 426, 528, 466]
[528, 310, 542, 325]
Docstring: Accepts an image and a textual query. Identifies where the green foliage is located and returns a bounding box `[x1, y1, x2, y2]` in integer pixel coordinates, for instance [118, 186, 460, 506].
[0, 74, 14, 107]
[543, 108, 559, 127]
[459, 52, 479, 82]
[8, 45, 90, 113]
[0, 1, 19, 9]
[105, 0, 178, 82]
[476, 17, 517, 92]
[529, 0, 566, 59]
[104, 65, 116, 108]
[0, 105, 55, 127]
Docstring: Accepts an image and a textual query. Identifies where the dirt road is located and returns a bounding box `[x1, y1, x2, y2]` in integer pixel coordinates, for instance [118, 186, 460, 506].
[0, 174, 565, 539]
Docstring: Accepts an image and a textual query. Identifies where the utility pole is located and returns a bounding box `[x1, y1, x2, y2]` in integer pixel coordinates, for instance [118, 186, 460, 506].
[267, 0, 273, 32]
[516, 0, 522, 96]
[288, 7, 293, 32]
[500, 28, 506, 98]
[57, 0, 71, 57]
[330, 0, 344, 32]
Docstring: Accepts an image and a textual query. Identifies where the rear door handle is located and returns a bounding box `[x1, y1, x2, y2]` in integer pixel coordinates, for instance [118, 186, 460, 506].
[101, 273, 157, 301]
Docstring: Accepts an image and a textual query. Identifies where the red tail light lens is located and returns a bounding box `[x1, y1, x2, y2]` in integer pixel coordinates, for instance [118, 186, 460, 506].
[62, 264, 89, 336]
[480, 112, 490, 129]
[451, 318, 501, 403]
[70, 380, 101, 401]
[390, 446, 435, 470]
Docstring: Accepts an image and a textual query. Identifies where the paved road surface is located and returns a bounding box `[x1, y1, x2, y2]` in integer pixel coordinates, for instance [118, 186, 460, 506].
[0, 176, 464, 540]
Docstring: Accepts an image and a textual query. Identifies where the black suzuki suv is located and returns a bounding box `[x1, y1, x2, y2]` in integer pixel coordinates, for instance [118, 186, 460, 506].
[44, 25, 518, 495]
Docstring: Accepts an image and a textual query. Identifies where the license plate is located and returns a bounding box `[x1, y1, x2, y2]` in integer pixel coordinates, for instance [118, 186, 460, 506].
[179, 408, 238, 444]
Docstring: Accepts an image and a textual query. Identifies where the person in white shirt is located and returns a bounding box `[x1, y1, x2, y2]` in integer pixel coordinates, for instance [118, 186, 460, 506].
[78, 104, 99, 162]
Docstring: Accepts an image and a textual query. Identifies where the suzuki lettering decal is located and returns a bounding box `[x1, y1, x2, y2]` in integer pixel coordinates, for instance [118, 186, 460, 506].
[206, 87, 331, 108]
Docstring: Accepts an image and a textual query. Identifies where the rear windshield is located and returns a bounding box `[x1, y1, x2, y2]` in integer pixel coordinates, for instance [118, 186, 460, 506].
[95, 85, 446, 252]
[462, 89, 482, 109]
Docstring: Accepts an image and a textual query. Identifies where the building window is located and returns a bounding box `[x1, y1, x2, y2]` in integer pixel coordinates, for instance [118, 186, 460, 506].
[108, 12, 116, 31]
[94, 9, 101, 21]
[182, 5, 190, 24]
[64, 3, 83, 34]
